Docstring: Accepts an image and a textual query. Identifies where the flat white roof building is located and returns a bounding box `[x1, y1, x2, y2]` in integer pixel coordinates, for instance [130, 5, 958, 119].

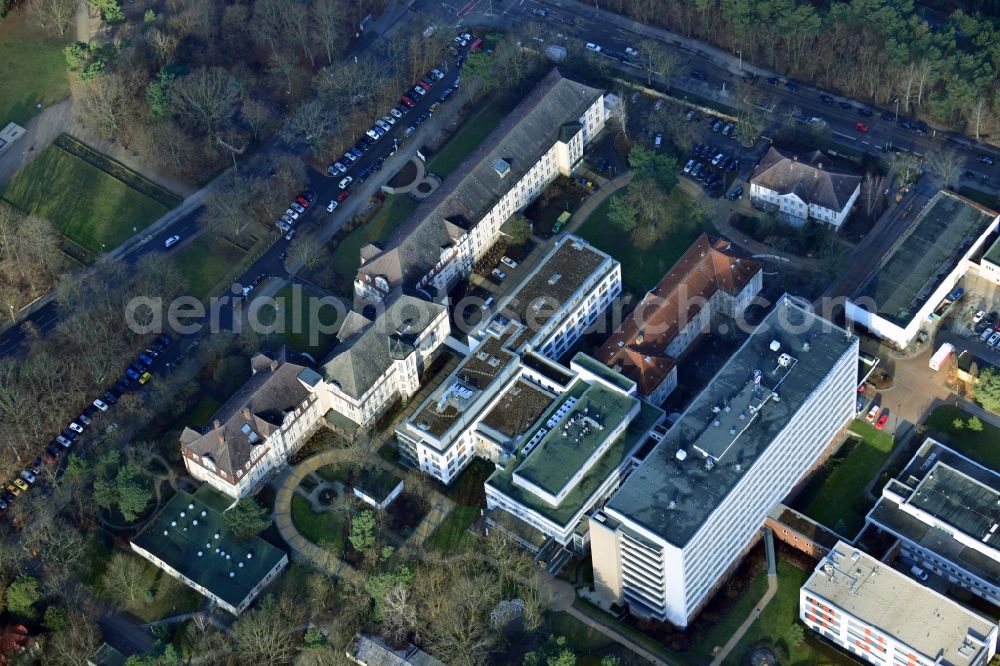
[846, 190, 999, 348]
[802, 542, 997, 666]
[395, 235, 621, 484]
[866, 438, 1000, 606]
[590, 296, 859, 627]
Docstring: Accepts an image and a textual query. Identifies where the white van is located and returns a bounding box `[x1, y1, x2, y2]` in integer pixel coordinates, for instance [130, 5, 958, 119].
[910, 565, 929, 581]
[481, 296, 494, 311]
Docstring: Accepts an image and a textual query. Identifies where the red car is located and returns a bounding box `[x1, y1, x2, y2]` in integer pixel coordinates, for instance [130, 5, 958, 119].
[855, 121, 870, 133]
[876, 413, 889, 430]
[417, 80, 432, 91]
[295, 195, 310, 208]
[337, 190, 351, 202]
[400, 96, 416, 109]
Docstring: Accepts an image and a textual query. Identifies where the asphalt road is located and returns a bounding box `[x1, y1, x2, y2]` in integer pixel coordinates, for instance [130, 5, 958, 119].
[448, 0, 998, 185]
[0, 44, 466, 357]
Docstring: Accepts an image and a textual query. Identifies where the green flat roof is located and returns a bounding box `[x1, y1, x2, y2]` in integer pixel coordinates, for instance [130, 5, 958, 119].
[572, 352, 636, 392]
[487, 401, 663, 527]
[514, 381, 638, 497]
[132, 489, 286, 609]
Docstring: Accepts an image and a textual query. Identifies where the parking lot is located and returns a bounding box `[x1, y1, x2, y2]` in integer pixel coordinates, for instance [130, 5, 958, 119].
[935, 272, 1000, 360]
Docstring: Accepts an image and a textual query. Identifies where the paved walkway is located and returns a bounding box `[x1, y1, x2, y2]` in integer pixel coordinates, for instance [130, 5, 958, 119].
[564, 604, 675, 666]
[709, 574, 778, 666]
[564, 171, 633, 236]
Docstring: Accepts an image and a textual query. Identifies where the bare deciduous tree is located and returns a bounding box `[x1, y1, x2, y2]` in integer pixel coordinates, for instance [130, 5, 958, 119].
[861, 172, 887, 218]
[26, 0, 77, 36]
[279, 98, 336, 148]
[169, 66, 243, 135]
[231, 593, 305, 665]
[75, 71, 141, 144]
[926, 147, 964, 187]
[637, 38, 680, 86]
[101, 552, 148, 607]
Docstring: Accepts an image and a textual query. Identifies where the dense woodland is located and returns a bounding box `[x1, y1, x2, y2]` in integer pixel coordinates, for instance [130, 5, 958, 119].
[611, 0, 1000, 139]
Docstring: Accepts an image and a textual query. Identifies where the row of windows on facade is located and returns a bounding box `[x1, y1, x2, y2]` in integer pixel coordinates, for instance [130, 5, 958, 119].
[907, 546, 995, 594]
[684, 387, 845, 599]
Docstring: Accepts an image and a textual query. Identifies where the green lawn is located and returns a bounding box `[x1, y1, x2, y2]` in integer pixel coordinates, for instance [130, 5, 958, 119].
[2, 145, 171, 255]
[690, 569, 770, 660]
[256, 283, 345, 358]
[290, 494, 345, 555]
[575, 186, 703, 294]
[0, 10, 70, 125]
[181, 395, 222, 428]
[426, 505, 478, 552]
[322, 194, 418, 289]
[794, 420, 894, 537]
[316, 464, 351, 484]
[171, 233, 247, 300]
[425, 101, 511, 178]
[722, 562, 848, 666]
[923, 405, 1000, 469]
[93, 558, 203, 623]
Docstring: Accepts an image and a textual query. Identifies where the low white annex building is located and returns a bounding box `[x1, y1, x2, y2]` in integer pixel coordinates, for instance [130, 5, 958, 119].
[590, 297, 859, 627]
[801, 542, 997, 666]
[394, 235, 621, 484]
[354, 68, 605, 305]
[749, 148, 861, 229]
[846, 190, 999, 348]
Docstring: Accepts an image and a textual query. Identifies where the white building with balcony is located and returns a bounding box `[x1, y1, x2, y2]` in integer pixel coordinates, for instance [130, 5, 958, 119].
[319, 295, 449, 430]
[394, 235, 621, 484]
[590, 297, 859, 627]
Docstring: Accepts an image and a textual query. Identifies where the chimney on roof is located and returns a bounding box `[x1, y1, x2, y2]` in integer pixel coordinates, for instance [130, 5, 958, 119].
[213, 419, 221, 430]
[270, 359, 279, 372]
[242, 407, 251, 420]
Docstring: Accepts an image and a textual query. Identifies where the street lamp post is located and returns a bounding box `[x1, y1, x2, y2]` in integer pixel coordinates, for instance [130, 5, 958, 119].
[894, 96, 900, 123]
[738, 49, 742, 73]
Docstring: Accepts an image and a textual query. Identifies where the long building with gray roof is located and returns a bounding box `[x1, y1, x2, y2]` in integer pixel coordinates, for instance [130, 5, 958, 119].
[354, 68, 605, 304]
[590, 296, 859, 627]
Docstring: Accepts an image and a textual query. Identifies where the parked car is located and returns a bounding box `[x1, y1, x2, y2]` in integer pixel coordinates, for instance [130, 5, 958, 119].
[683, 159, 695, 174]
[19, 470, 35, 485]
[988, 331, 1000, 347]
[857, 107, 874, 117]
[326, 200, 338, 213]
[93, 398, 109, 412]
[125, 368, 141, 381]
[491, 268, 506, 281]
[56, 435, 73, 448]
[78, 413, 92, 427]
[276, 219, 291, 233]
[481, 296, 495, 311]
[290, 202, 306, 214]
[865, 405, 880, 423]
[102, 391, 118, 405]
[403, 126, 416, 137]
[329, 162, 348, 174]
[400, 96, 416, 108]
[975, 310, 987, 323]
[910, 565, 929, 581]
[337, 190, 351, 202]
[585, 42, 601, 52]
[876, 413, 889, 430]
[412, 85, 427, 97]
[979, 155, 995, 166]
[338, 176, 353, 189]
[728, 185, 744, 200]
[375, 119, 391, 131]
[164, 235, 181, 248]
[501, 256, 518, 269]
[819, 94, 834, 104]
[689, 69, 706, 80]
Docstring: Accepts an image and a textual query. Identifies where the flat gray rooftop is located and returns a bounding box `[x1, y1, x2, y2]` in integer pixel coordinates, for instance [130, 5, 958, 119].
[868, 438, 1000, 582]
[499, 235, 612, 340]
[804, 543, 995, 666]
[852, 191, 997, 327]
[606, 297, 857, 547]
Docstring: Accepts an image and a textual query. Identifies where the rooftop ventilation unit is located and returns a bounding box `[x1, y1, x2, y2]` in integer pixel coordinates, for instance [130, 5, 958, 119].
[493, 158, 511, 178]
[769, 340, 781, 352]
[548, 273, 562, 285]
[675, 449, 687, 462]
[778, 353, 792, 367]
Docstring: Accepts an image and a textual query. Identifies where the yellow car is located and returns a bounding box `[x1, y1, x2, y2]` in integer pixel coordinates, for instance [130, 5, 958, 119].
[12, 478, 28, 492]
[6, 483, 20, 497]
[139, 371, 152, 385]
